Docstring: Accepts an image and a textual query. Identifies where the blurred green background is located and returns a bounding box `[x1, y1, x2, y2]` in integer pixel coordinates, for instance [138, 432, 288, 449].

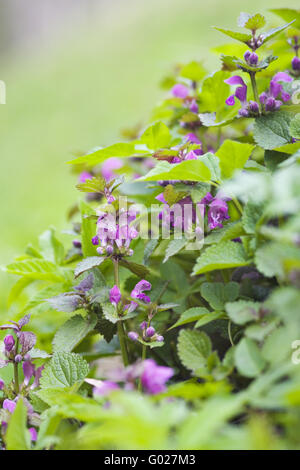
[0, 0, 299, 310]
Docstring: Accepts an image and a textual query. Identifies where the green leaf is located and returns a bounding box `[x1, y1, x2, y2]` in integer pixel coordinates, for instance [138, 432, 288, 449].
[225, 300, 260, 325]
[4, 259, 65, 282]
[260, 21, 295, 45]
[163, 238, 187, 263]
[216, 140, 255, 179]
[253, 112, 292, 150]
[119, 259, 150, 278]
[238, 12, 266, 30]
[74, 256, 105, 278]
[264, 150, 289, 172]
[270, 9, 300, 29]
[143, 239, 159, 265]
[214, 27, 252, 45]
[68, 142, 140, 165]
[40, 352, 89, 389]
[289, 113, 300, 139]
[39, 228, 64, 265]
[194, 311, 224, 328]
[139, 159, 211, 182]
[193, 241, 250, 275]
[180, 61, 206, 81]
[204, 221, 245, 245]
[170, 307, 210, 329]
[177, 329, 212, 372]
[76, 176, 106, 193]
[235, 338, 266, 378]
[200, 152, 221, 181]
[200, 282, 239, 310]
[242, 201, 264, 234]
[5, 399, 31, 450]
[140, 121, 171, 151]
[53, 314, 97, 352]
[200, 71, 234, 121]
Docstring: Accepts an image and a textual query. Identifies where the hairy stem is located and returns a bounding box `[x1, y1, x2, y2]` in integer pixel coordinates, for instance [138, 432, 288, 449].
[113, 259, 129, 367]
[249, 71, 260, 112]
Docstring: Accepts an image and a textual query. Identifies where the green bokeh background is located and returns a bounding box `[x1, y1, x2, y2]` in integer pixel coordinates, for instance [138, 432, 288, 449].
[0, 0, 298, 310]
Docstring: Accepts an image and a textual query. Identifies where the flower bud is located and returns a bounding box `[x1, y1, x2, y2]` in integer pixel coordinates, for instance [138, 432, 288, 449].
[292, 56, 300, 71]
[265, 97, 276, 111]
[0, 379, 4, 390]
[4, 335, 15, 353]
[244, 50, 251, 61]
[23, 353, 31, 362]
[140, 321, 147, 330]
[109, 285, 121, 306]
[91, 236, 99, 246]
[146, 326, 155, 338]
[248, 52, 258, 66]
[249, 100, 259, 113]
[15, 354, 23, 363]
[106, 245, 114, 255]
[128, 331, 139, 341]
[96, 246, 104, 255]
[72, 239, 82, 249]
[156, 335, 164, 342]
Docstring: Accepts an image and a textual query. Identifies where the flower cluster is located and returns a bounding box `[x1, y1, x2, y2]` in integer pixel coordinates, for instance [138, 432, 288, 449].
[128, 321, 164, 344]
[109, 279, 152, 314]
[88, 359, 173, 396]
[92, 208, 138, 257]
[172, 83, 199, 115]
[201, 192, 230, 230]
[225, 76, 259, 117]
[259, 72, 292, 112]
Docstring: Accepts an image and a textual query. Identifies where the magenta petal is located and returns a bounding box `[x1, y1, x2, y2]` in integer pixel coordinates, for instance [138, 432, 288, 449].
[171, 84, 189, 99]
[225, 94, 235, 106]
[270, 80, 282, 99]
[29, 427, 37, 442]
[235, 85, 247, 104]
[272, 72, 293, 83]
[224, 75, 246, 87]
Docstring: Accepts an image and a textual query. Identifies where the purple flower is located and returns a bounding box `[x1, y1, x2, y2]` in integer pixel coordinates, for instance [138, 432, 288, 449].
[74, 273, 94, 293]
[260, 73, 293, 111]
[141, 359, 174, 394]
[3, 399, 16, 414]
[185, 133, 201, 145]
[78, 171, 93, 183]
[171, 84, 189, 99]
[23, 361, 35, 386]
[146, 326, 155, 338]
[189, 99, 199, 113]
[0, 379, 4, 390]
[207, 198, 230, 230]
[4, 335, 15, 352]
[29, 427, 37, 442]
[224, 76, 251, 116]
[140, 321, 148, 330]
[292, 56, 300, 71]
[109, 285, 122, 306]
[93, 380, 120, 397]
[128, 331, 139, 341]
[201, 192, 213, 205]
[101, 158, 123, 182]
[156, 335, 164, 342]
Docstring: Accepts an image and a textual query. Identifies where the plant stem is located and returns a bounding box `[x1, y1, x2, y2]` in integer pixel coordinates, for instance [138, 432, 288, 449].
[249, 71, 260, 112]
[113, 258, 129, 367]
[13, 337, 20, 395]
[228, 320, 234, 346]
